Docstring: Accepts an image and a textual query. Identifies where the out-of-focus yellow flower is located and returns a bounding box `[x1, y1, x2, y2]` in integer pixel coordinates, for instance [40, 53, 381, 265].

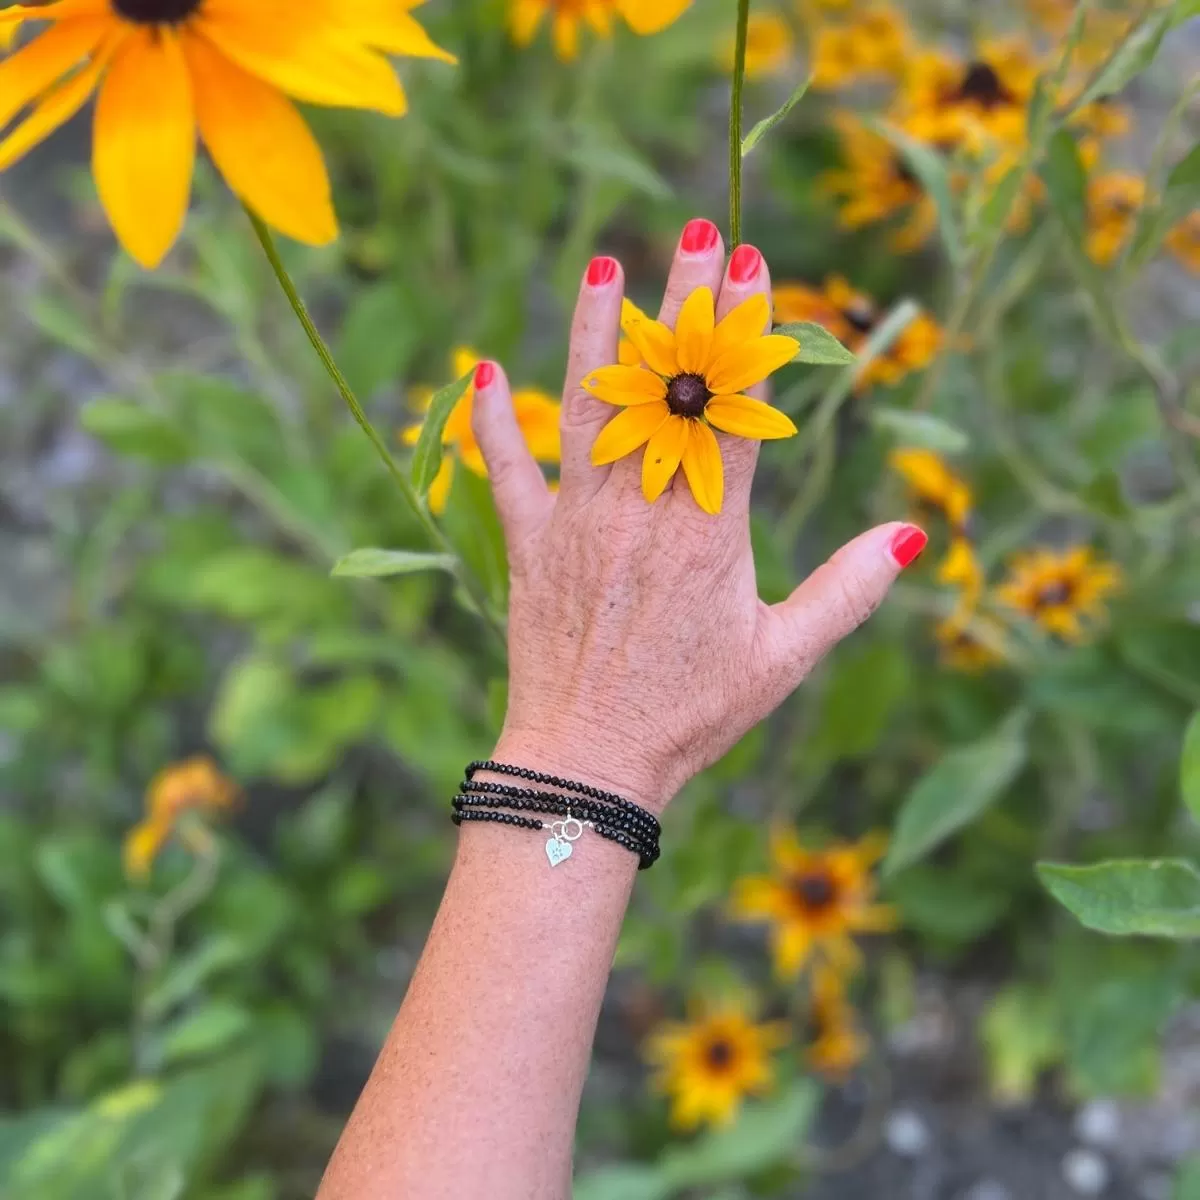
[996, 546, 1122, 642]
[938, 536, 984, 610]
[810, 5, 910, 90]
[0, 0, 455, 268]
[645, 997, 789, 1130]
[1166, 212, 1200, 274]
[821, 114, 939, 252]
[1085, 173, 1145, 266]
[806, 968, 869, 1080]
[721, 11, 793, 80]
[403, 348, 561, 515]
[731, 831, 896, 981]
[510, 0, 692, 61]
[124, 757, 238, 880]
[888, 447, 973, 531]
[935, 611, 1010, 672]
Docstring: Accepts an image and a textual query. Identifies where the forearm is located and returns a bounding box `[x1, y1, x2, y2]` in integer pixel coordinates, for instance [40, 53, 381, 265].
[316, 741, 654, 1200]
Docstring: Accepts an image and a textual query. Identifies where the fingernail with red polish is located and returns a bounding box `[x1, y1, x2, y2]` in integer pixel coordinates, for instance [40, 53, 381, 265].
[890, 525, 928, 569]
[586, 256, 618, 287]
[729, 244, 763, 284]
[474, 361, 496, 390]
[680, 218, 720, 256]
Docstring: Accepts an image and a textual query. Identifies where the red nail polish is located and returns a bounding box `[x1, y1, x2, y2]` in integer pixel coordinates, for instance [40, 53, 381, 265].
[680, 218, 719, 256]
[728, 244, 763, 284]
[890, 525, 928, 568]
[586, 256, 618, 287]
[474, 361, 495, 390]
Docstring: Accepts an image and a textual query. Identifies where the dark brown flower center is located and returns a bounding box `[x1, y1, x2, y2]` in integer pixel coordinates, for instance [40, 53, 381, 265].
[841, 301, 877, 335]
[952, 61, 1017, 110]
[665, 372, 711, 419]
[704, 1038, 735, 1070]
[113, 0, 202, 24]
[1033, 579, 1074, 609]
[791, 870, 838, 913]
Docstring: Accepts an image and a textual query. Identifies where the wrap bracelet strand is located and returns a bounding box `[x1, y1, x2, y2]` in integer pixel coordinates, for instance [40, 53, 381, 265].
[453, 761, 661, 869]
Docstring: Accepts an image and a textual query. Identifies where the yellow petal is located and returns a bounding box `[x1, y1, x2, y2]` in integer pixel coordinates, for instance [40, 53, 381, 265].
[343, 5, 457, 63]
[583, 364, 668, 406]
[198, 2, 406, 115]
[552, 12, 579, 60]
[616, 0, 693, 35]
[428, 457, 454, 514]
[674, 286, 714, 375]
[680, 418, 724, 514]
[705, 394, 797, 440]
[621, 296, 650, 335]
[123, 819, 168, 881]
[0, 16, 107, 129]
[591, 401, 670, 466]
[710, 293, 770, 363]
[705, 335, 799, 394]
[0, 39, 107, 172]
[626, 314, 679, 378]
[642, 415, 689, 503]
[93, 27, 195, 269]
[184, 34, 336, 247]
[510, 0, 545, 45]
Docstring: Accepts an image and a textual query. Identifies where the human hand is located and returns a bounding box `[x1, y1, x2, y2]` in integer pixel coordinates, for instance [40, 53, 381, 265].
[470, 219, 926, 814]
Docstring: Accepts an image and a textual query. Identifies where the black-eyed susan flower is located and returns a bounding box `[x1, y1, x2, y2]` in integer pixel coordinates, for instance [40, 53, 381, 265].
[510, 0, 691, 61]
[720, 10, 793, 80]
[403, 347, 561, 515]
[1086, 173, 1145, 266]
[124, 756, 237, 880]
[937, 535, 984, 611]
[645, 997, 790, 1130]
[731, 830, 896, 981]
[888, 448, 973, 532]
[775, 276, 942, 390]
[996, 546, 1122, 642]
[583, 288, 799, 515]
[810, 5, 909, 91]
[1167, 211, 1200, 274]
[806, 968, 869, 1080]
[821, 114, 939, 252]
[0, 0, 455, 268]
[935, 611, 1009, 672]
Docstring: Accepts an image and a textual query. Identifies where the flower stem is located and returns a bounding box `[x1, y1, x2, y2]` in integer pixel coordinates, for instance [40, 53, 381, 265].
[729, 0, 751, 248]
[245, 210, 507, 648]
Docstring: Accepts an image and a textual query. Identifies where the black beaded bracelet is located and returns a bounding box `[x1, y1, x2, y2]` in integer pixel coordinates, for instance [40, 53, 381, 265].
[454, 761, 662, 869]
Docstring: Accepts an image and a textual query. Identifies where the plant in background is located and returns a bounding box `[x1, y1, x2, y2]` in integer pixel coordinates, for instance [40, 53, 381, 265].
[805, 968, 869, 1081]
[509, 0, 693, 60]
[995, 546, 1122, 643]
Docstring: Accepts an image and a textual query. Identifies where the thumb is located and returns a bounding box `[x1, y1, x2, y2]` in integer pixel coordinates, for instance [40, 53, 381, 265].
[762, 522, 927, 685]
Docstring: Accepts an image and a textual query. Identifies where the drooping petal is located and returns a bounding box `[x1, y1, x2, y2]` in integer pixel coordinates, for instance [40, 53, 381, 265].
[642, 415, 688, 503]
[93, 27, 195, 268]
[705, 394, 798, 440]
[591, 401, 670, 465]
[427, 457, 454, 515]
[705, 334, 799, 394]
[184, 33, 336, 247]
[552, 12, 579, 60]
[510, 0, 545, 45]
[772, 923, 813, 980]
[199, 1, 406, 115]
[123, 818, 168, 881]
[680, 418, 724, 514]
[625, 313, 679, 378]
[616, 0, 693, 35]
[583, 364, 668, 406]
[709, 293, 770, 363]
[674, 286, 714, 375]
[0, 16, 108, 129]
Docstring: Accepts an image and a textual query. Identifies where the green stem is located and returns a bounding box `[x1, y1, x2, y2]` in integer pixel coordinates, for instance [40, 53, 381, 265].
[729, 0, 750, 247]
[245, 209, 507, 649]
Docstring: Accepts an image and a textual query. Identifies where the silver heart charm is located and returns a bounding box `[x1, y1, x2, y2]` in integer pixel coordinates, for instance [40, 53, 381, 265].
[545, 837, 573, 867]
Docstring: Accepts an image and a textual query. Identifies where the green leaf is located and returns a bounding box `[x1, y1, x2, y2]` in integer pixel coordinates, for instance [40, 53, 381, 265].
[28, 293, 103, 359]
[1130, 142, 1200, 268]
[741, 74, 812, 156]
[1072, 10, 1172, 108]
[159, 1001, 253, 1067]
[884, 710, 1029, 877]
[1183, 713, 1200, 824]
[409, 371, 473, 498]
[1038, 859, 1200, 938]
[1176, 1157, 1200, 1200]
[774, 321, 856, 365]
[1041, 130, 1088, 241]
[870, 408, 970, 453]
[563, 131, 671, 199]
[143, 935, 257, 1021]
[331, 548, 458, 579]
[336, 282, 424, 399]
[869, 120, 963, 267]
[80, 399, 191, 464]
[971, 162, 1027, 248]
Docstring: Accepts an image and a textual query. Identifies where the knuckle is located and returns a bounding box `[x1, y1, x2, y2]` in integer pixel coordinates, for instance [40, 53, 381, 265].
[561, 387, 607, 431]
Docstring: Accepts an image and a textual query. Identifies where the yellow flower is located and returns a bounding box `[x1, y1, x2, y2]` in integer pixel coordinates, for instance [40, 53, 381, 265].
[720, 11, 793, 80]
[1166, 212, 1200, 274]
[0, 0, 455, 268]
[935, 610, 1009, 672]
[806, 968, 869, 1080]
[582, 287, 799, 515]
[821, 114, 938, 252]
[888, 447, 973, 531]
[618, 297, 651, 366]
[1085, 173, 1145, 267]
[645, 998, 790, 1130]
[403, 348, 561, 515]
[810, 5, 910, 91]
[510, 0, 691, 61]
[996, 545, 1122, 642]
[731, 830, 897, 981]
[124, 756, 238, 880]
[938, 535, 984, 610]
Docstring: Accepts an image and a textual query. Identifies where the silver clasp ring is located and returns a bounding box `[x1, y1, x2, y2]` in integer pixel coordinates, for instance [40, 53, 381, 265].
[560, 817, 584, 841]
